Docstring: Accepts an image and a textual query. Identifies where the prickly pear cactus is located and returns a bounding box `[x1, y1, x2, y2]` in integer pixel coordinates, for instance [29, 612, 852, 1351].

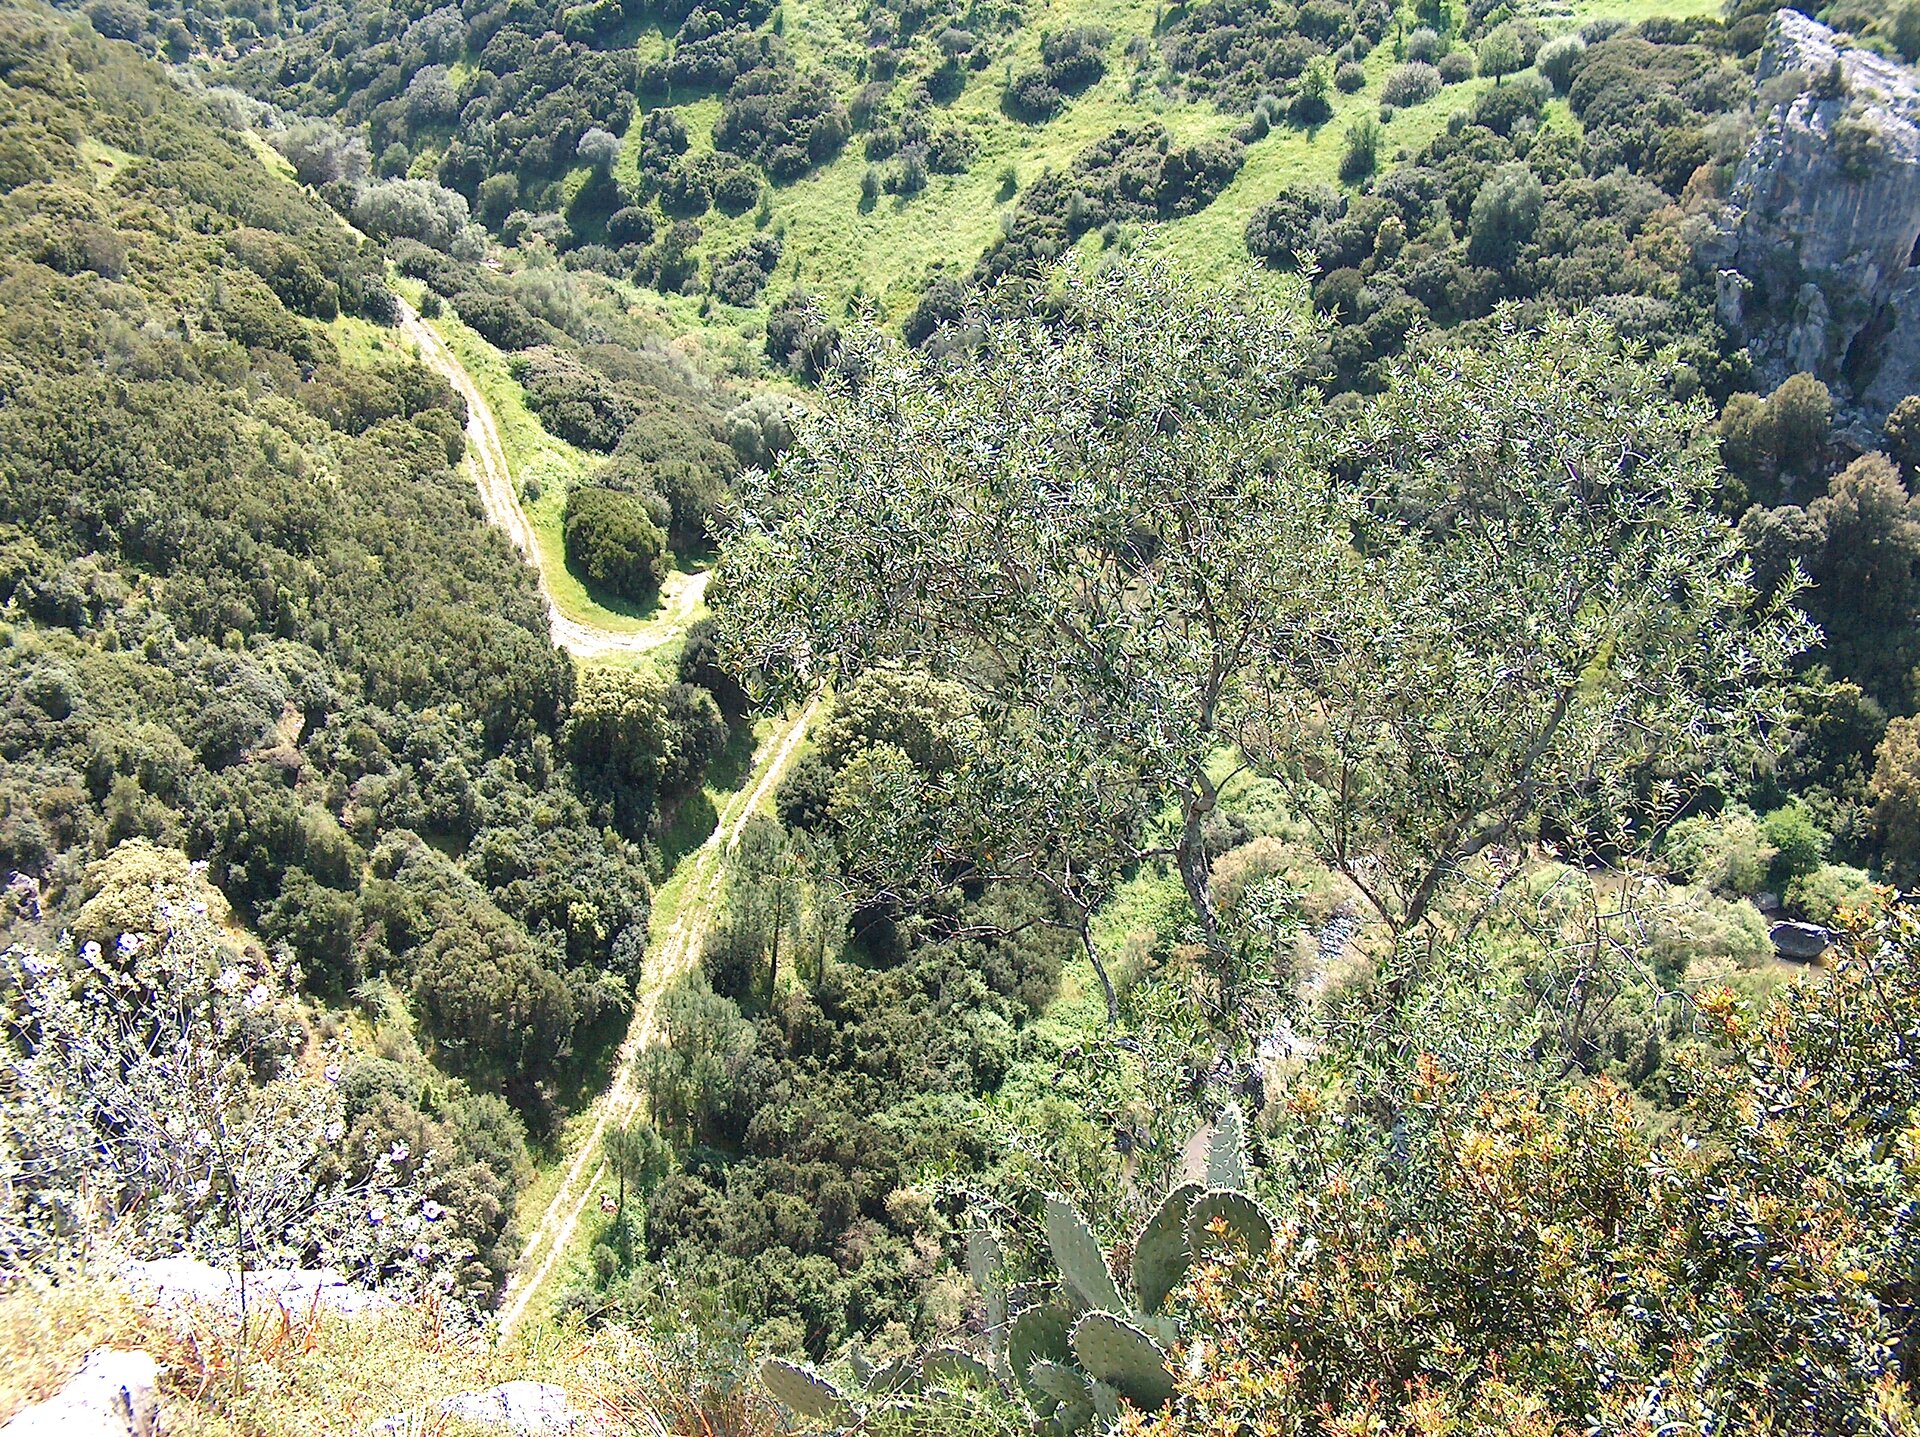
[867, 1355, 920, 1396]
[1029, 1357, 1093, 1416]
[1187, 1187, 1275, 1258]
[1088, 1380, 1124, 1426]
[1008, 1300, 1076, 1410]
[1069, 1311, 1177, 1411]
[1045, 1194, 1126, 1313]
[1206, 1102, 1251, 1193]
[968, 1229, 1009, 1359]
[759, 1358, 856, 1424]
[1132, 1181, 1201, 1315]
[920, 1347, 993, 1390]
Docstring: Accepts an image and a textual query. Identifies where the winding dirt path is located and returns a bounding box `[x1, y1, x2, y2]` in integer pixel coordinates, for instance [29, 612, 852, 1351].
[396, 299, 708, 660]
[495, 694, 821, 1338]
[390, 291, 821, 1336]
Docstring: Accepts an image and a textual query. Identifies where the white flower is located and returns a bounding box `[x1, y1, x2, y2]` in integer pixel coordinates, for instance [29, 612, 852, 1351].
[217, 968, 242, 992]
[421, 1200, 446, 1222]
[389, 1141, 409, 1163]
[368, 1205, 387, 1225]
[189, 900, 208, 916]
[411, 1242, 432, 1264]
[323, 1063, 342, 1084]
[81, 940, 102, 963]
[115, 932, 143, 956]
[245, 983, 269, 1010]
[190, 860, 210, 875]
[326, 1120, 346, 1144]
[193, 1179, 212, 1201]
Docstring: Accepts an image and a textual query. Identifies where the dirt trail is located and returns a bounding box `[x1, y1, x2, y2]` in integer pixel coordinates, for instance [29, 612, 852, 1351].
[496, 694, 821, 1338]
[396, 300, 708, 660]
[391, 292, 819, 1336]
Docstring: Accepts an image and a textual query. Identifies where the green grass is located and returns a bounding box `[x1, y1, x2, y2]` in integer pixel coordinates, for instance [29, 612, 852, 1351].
[327, 311, 411, 365]
[78, 136, 135, 188]
[561, 0, 1726, 338]
[421, 311, 670, 635]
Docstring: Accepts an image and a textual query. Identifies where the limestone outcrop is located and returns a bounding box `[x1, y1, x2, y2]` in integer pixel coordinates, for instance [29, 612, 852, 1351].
[121, 1256, 393, 1318]
[1, 1350, 160, 1437]
[1709, 10, 1920, 431]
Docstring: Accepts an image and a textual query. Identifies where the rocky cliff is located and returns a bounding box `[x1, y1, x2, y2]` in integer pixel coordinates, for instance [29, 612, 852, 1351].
[1710, 9, 1920, 431]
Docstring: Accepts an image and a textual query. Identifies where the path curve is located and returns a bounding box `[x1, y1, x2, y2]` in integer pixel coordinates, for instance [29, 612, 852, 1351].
[496, 692, 822, 1338]
[396, 299, 708, 660]
[390, 289, 820, 1335]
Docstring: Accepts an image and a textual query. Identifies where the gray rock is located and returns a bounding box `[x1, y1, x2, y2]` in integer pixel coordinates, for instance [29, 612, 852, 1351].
[122, 1256, 391, 1318]
[438, 1382, 595, 1435]
[1, 1350, 160, 1437]
[1706, 10, 1920, 429]
[1770, 919, 1833, 960]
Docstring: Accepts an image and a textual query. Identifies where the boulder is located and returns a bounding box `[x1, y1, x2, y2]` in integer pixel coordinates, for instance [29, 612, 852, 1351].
[1, 1350, 159, 1437]
[438, 1382, 596, 1434]
[1769, 919, 1833, 960]
[1706, 10, 1920, 432]
[121, 1256, 391, 1318]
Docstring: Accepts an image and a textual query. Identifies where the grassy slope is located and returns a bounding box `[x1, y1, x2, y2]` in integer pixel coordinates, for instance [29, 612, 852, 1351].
[594, 0, 1721, 336]
[382, 281, 715, 641]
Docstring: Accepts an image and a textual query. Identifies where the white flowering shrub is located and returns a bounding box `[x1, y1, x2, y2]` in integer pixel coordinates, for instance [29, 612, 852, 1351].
[1, 890, 471, 1305]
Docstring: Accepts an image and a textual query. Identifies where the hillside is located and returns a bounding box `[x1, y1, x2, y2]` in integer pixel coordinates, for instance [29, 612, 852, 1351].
[11, 0, 1920, 1434]
[0, 0, 759, 1309]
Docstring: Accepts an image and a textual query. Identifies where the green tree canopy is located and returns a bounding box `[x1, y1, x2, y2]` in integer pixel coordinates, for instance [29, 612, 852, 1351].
[717, 265, 1805, 1022]
[717, 262, 1341, 1017]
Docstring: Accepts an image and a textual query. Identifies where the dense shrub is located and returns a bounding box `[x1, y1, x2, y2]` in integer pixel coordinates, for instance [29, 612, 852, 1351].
[1380, 60, 1442, 106]
[714, 64, 851, 177]
[1160, 0, 1391, 110]
[564, 485, 671, 601]
[511, 347, 634, 451]
[1145, 900, 1920, 1434]
[711, 236, 783, 306]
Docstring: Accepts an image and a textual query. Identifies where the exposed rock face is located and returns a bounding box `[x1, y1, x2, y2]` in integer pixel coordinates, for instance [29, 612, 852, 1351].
[1770, 919, 1833, 960]
[1710, 10, 1920, 430]
[121, 1256, 392, 1318]
[1, 1350, 160, 1437]
[438, 1382, 598, 1435]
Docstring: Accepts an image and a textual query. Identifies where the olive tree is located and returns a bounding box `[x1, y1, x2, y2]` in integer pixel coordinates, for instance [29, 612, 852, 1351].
[1240, 314, 1810, 965]
[717, 262, 1344, 1018]
[717, 265, 1804, 1024]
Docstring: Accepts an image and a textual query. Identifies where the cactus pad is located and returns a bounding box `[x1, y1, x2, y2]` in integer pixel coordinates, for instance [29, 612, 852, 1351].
[1206, 1102, 1250, 1193]
[867, 1356, 918, 1396]
[1045, 1194, 1125, 1313]
[1008, 1301, 1075, 1409]
[920, 1347, 993, 1390]
[1070, 1311, 1176, 1411]
[1187, 1187, 1275, 1259]
[968, 1229, 1008, 1354]
[759, 1359, 854, 1423]
[1133, 1180, 1201, 1314]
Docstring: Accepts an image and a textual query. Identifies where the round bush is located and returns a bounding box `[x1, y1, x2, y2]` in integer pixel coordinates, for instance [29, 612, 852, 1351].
[1536, 33, 1586, 92]
[564, 486, 670, 602]
[1380, 61, 1442, 108]
[1437, 48, 1476, 83]
[1403, 25, 1447, 63]
[1335, 60, 1368, 92]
